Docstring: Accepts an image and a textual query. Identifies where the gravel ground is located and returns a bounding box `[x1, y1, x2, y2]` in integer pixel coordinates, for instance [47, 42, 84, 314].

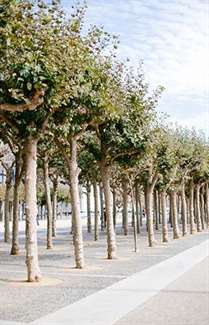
[0, 220, 209, 323]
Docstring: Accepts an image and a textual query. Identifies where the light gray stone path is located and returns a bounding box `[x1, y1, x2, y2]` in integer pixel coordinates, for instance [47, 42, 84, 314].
[115, 256, 209, 325]
[31, 239, 209, 325]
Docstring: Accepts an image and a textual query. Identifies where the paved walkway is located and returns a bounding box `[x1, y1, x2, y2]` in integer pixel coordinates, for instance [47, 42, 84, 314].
[0, 222, 209, 325]
[116, 256, 209, 325]
[30, 239, 209, 325]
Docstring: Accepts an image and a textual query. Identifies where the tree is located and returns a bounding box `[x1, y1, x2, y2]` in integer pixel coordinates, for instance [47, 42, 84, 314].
[0, 0, 94, 280]
[0, 143, 15, 243]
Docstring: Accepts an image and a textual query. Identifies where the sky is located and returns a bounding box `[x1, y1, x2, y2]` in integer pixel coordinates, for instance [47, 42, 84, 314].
[62, 0, 209, 135]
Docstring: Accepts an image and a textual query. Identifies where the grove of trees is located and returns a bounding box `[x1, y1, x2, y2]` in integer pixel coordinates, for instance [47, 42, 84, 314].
[0, 0, 209, 282]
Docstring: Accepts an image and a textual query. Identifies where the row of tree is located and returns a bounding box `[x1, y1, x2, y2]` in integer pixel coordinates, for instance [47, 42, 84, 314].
[0, 0, 208, 282]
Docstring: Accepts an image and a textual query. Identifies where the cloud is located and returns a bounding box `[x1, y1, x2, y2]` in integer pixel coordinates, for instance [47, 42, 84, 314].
[62, 0, 209, 134]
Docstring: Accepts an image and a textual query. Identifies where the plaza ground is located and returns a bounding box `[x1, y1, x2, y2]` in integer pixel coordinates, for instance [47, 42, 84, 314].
[0, 221, 208, 325]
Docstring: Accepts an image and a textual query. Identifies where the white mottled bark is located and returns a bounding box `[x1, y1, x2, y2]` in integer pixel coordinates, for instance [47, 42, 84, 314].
[181, 182, 188, 236]
[170, 190, 180, 239]
[205, 183, 209, 227]
[43, 157, 53, 249]
[161, 190, 168, 242]
[11, 154, 22, 255]
[69, 138, 84, 268]
[100, 162, 116, 259]
[93, 182, 99, 241]
[195, 184, 202, 232]
[189, 180, 196, 234]
[4, 168, 12, 243]
[122, 178, 128, 235]
[86, 181, 91, 233]
[52, 177, 58, 237]
[24, 137, 41, 282]
[145, 185, 156, 247]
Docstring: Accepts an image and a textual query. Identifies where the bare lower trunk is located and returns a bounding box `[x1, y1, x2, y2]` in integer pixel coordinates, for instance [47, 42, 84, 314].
[99, 184, 104, 231]
[189, 180, 196, 234]
[112, 187, 116, 227]
[154, 190, 159, 230]
[4, 168, 13, 243]
[161, 190, 168, 242]
[69, 138, 84, 268]
[170, 190, 180, 239]
[139, 192, 143, 227]
[195, 184, 202, 232]
[135, 182, 140, 234]
[24, 137, 41, 282]
[145, 184, 156, 247]
[122, 178, 128, 235]
[0, 201, 4, 222]
[169, 194, 173, 227]
[100, 162, 116, 259]
[43, 157, 53, 249]
[205, 183, 209, 227]
[4, 188, 11, 243]
[200, 187, 205, 230]
[131, 188, 137, 252]
[158, 191, 162, 224]
[93, 182, 99, 241]
[11, 184, 20, 254]
[52, 178, 58, 237]
[181, 182, 187, 236]
[11, 154, 22, 255]
[86, 181, 91, 233]
[9, 201, 13, 221]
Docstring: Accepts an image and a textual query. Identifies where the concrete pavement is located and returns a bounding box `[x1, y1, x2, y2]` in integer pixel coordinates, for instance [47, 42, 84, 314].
[0, 221, 209, 325]
[116, 256, 209, 325]
[30, 239, 209, 325]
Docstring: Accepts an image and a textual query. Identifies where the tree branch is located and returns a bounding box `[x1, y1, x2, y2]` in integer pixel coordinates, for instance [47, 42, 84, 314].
[151, 172, 159, 190]
[0, 112, 19, 131]
[0, 89, 45, 113]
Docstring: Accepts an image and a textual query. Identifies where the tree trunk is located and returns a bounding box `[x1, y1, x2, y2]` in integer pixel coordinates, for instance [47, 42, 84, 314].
[139, 192, 143, 227]
[145, 184, 156, 247]
[24, 137, 41, 282]
[135, 182, 140, 234]
[0, 200, 4, 222]
[4, 168, 13, 243]
[43, 157, 53, 249]
[154, 190, 159, 230]
[52, 177, 58, 237]
[11, 153, 22, 255]
[170, 190, 180, 239]
[158, 191, 162, 224]
[9, 200, 13, 221]
[161, 190, 168, 242]
[189, 180, 196, 234]
[195, 184, 202, 232]
[69, 137, 84, 268]
[122, 178, 128, 235]
[181, 182, 187, 236]
[100, 162, 116, 259]
[205, 183, 209, 227]
[177, 194, 181, 222]
[99, 184, 104, 231]
[131, 188, 137, 252]
[93, 182, 99, 241]
[112, 187, 117, 228]
[86, 181, 91, 233]
[169, 194, 173, 227]
[200, 187, 205, 230]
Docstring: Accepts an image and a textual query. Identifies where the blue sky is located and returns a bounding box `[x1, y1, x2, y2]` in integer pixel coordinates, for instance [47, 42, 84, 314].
[62, 0, 209, 135]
